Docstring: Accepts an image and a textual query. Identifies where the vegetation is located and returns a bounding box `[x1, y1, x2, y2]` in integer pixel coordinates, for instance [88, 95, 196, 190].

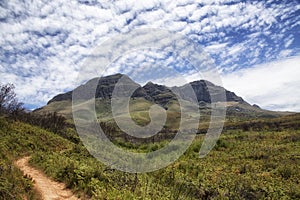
[0, 83, 77, 199]
[28, 127, 300, 199]
[0, 83, 24, 116]
[0, 117, 74, 199]
[0, 83, 299, 199]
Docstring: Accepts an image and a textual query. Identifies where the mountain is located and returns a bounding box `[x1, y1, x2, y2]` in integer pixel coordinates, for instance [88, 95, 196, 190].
[37, 73, 290, 121]
[47, 73, 245, 105]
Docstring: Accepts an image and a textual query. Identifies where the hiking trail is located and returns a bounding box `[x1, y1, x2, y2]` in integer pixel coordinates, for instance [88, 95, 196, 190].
[15, 156, 80, 200]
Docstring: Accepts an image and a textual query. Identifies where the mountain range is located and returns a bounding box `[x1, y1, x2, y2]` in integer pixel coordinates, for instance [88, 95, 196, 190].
[37, 73, 291, 121]
[48, 73, 244, 105]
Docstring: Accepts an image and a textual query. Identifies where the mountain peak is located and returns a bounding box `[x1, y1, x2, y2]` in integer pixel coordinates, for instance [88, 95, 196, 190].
[48, 73, 135, 104]
[144, 81, 154, 86]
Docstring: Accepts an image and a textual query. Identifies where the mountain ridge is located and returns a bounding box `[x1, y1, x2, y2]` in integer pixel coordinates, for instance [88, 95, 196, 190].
[38, 73, 294, 121]
[47, 73, 246, 106]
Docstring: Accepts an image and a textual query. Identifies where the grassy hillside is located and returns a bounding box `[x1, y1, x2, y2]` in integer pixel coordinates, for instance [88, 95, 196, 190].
[2, 113, 299, 199]
[3, 98, 300, 200]
[0, 116, 75, 199]
[36, 98, 292, 126]
[30, 126, 300, 199]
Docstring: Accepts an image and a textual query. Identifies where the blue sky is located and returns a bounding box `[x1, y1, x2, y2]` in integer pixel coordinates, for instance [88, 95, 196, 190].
[0, 0, 299, 111]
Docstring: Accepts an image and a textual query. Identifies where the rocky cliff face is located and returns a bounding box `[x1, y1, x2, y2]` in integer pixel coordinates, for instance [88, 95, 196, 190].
[47, 73, 246, 106]
[142, 82, 177, 106]
[48, 74, 146, 104]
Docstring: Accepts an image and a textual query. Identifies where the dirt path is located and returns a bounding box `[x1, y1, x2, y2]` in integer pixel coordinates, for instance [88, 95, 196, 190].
[15, 156, 80, 200]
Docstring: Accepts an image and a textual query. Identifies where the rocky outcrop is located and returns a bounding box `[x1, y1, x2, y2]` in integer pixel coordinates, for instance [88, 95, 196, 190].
[172, 80, 245, 104]
[142, 82, 177, 107]
[48, 74, 146, 104]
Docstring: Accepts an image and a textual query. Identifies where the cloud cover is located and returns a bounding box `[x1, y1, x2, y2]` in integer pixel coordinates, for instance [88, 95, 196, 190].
[222, 56, 300, 112]
[0, 0, 299, 110]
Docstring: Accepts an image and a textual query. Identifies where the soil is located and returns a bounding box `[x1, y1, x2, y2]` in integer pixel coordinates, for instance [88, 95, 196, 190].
[15, 156, 80, 200]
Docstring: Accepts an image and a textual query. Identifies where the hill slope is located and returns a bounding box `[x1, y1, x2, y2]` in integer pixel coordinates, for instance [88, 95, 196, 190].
[0, 117, 75, 199]
[1, 115, 300, 199]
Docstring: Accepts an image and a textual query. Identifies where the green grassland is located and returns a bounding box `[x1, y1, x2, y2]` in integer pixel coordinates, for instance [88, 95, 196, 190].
[0, 117, 75, 199]
[1, 112, 300, 199]
[30, 129, 300, 199]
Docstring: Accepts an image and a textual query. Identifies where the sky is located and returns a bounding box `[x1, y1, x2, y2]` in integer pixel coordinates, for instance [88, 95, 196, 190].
[0, 0, 299, 111]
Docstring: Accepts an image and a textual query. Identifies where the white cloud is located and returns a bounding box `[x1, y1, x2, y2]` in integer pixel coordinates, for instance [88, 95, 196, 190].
[222, 55, 300, 112]
[205, 42, 228, 51]
[278, 49, 293, 58]
[227, 43, 245, 56]
[284, 36, 294, 48]
[0, 0, 299, 109]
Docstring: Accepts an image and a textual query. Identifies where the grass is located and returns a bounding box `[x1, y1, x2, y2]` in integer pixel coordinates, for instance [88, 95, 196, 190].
[1, 111, 300, 199]
[29, 128, 300, 199]
[0, 116, 75, 199]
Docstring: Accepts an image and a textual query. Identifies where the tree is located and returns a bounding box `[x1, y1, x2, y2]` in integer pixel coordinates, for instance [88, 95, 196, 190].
[0, 83, 24, 114]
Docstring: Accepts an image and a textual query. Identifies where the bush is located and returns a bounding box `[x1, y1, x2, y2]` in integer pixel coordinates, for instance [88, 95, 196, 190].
[278, 166, 296, 180]
[215, 138, 230, 150]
